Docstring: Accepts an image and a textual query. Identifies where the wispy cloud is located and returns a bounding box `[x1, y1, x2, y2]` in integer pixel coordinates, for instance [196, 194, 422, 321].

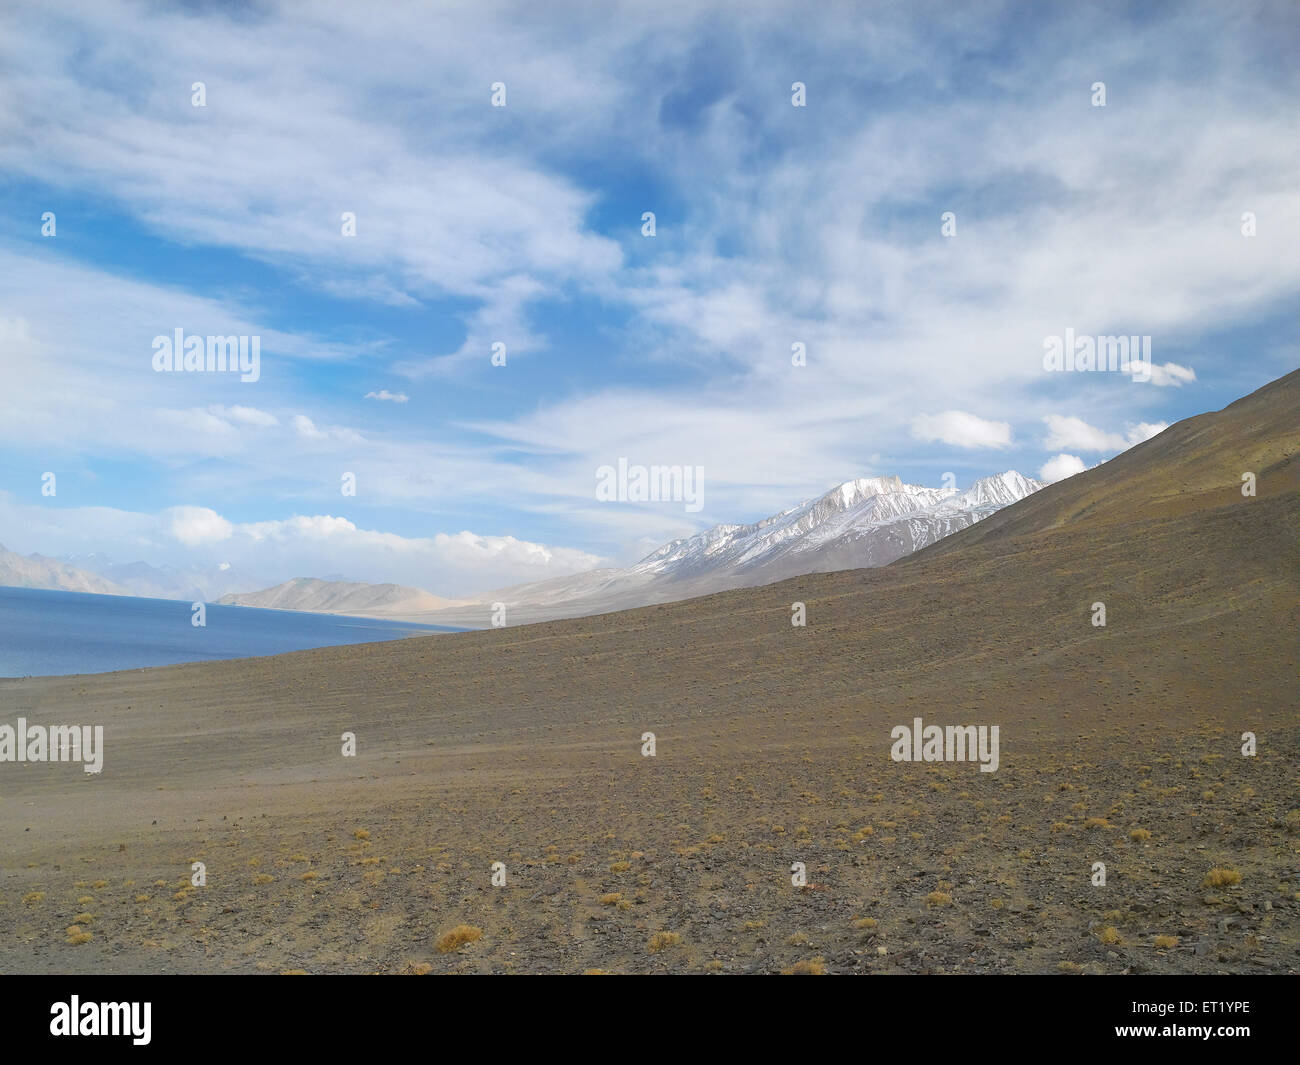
[0, 0, 1295, 589]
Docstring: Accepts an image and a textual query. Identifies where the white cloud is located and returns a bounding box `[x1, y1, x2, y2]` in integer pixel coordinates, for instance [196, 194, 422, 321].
[292, 415, 363, 444]
[169, 506, 233, 545]
[1043, 415, 1127, 452]
[1039, 454, 1087, 482]
[158, 408, 238, 437]
[216, 405, 279, 427]
[1148, 362, 1197, 387]
[0, 1, 1294, 587]
[1127, 421, 1168, 444]
[1044, 415, 1171, 453]
[912, 411, 1013, 450]
[1124, 360, 1197, 387]
[291, 415, 321, 438]
[364, 390, 409, 404]
[0, 491, 604, 598]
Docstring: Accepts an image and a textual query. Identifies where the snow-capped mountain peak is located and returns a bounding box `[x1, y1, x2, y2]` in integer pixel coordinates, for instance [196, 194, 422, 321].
[628, 470, 1043, 580]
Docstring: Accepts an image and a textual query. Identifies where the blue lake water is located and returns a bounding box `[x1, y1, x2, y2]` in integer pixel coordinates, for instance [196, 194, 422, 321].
[0, 585, 464, 678]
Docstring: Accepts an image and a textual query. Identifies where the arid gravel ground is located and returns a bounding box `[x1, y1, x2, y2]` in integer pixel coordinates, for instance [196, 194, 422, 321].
[1, 372, 1297, 974]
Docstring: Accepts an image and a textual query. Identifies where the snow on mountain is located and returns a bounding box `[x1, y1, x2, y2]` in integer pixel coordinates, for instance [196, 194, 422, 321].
[626, 471, 1043, 582]
[404, 470, 1045, 627]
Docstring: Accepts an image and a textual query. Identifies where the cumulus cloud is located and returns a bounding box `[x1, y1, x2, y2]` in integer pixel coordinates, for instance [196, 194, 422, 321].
[912, 411, 1013, 450]
[1043, 415, 1127, 452]
[1039, 454, 1087, 482]
[0, 491, 605, 598]
[364, 390, 409, 403]
[169, 506, 233, 545]
[1044, 415, 1171, 452]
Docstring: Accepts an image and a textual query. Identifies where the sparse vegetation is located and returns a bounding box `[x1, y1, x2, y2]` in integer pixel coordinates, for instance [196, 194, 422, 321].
[436, 925, 483, 953]
[647, 931, 681, 953]
[64, 925, 92, 945]
[1203, 867, 1242, 888]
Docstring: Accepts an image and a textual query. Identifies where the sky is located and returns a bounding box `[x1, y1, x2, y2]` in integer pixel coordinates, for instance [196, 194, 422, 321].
[0, 0, 1296, 597]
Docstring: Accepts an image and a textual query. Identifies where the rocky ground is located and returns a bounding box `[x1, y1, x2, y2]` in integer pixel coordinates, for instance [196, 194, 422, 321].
[1, 371, 1297, 974]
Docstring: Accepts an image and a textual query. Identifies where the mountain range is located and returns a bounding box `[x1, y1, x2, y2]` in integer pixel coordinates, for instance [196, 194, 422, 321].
[232, 469, 1043, 626]
[0, 545, 254, 603]
[3, 469, 1043, 621]
[216, 577, 466, 616]
[0, 543, 127, 595]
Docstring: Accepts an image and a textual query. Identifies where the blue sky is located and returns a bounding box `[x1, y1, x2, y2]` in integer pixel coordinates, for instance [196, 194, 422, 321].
[0, 0, 1296, 596]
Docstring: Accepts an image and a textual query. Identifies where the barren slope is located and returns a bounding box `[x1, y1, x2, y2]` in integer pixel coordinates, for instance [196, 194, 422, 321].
[0, 371, 1296, 975]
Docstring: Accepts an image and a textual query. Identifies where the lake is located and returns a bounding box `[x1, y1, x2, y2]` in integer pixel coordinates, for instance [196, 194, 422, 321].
[0, 585, 463, 678]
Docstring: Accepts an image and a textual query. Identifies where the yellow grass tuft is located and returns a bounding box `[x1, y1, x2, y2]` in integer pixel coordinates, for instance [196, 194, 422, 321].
[436, 925, 483, 953]
[1097, 926, 1123, 945]
[1203, 867, 1242, 888]
[1129, 828, 1152, 843]
[781, 958, 826, 975]
[647, 931, 681, 953]
[925, 891, 953, 908]
[1153, 935, 1179, 949]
